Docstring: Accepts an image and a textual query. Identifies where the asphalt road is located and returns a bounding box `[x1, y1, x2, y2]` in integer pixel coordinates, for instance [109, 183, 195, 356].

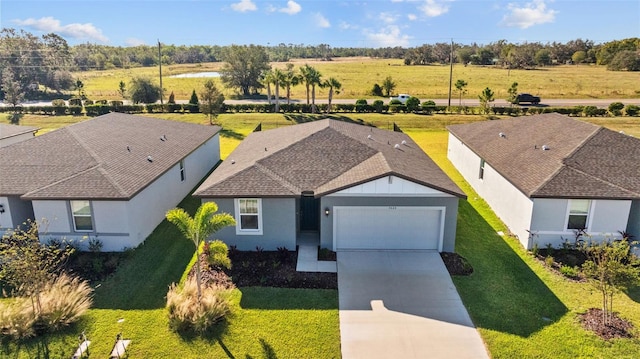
[6, 98, 639, 108]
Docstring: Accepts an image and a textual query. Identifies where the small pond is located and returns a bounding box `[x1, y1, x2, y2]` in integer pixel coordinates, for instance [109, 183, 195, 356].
[168, 71, 220, 78]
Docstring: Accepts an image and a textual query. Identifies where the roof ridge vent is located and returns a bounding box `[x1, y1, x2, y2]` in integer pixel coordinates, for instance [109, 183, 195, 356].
[147, 156, 154, 162]
[401, 140, 407, 145]
[499, 132, 506, 138]
[394, 144, 400, 149]
[541, 144, 550, 151]
[367, 134, 373, 140]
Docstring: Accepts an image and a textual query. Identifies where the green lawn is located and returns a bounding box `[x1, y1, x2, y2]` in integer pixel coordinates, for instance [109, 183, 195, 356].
[3, 113, 640, 358]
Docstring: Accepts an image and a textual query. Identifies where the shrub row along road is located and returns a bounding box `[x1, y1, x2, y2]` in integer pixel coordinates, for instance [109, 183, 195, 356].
[5, 98, 638, 108]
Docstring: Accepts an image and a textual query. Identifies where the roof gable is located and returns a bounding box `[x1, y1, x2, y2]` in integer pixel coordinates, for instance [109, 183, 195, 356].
[195, 119, 464, 198]
[0, 113, 220, 200]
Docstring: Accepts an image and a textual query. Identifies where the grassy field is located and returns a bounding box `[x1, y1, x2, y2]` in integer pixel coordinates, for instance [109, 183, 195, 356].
[74, 58, 640, 101]
[4, 113, 640, 358]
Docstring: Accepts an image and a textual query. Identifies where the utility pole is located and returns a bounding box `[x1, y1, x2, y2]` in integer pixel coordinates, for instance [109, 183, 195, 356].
[447, 38, 453, 108]
[158, 40, 164, 105]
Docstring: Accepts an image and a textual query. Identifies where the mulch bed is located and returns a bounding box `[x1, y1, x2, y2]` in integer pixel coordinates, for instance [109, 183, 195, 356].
[194, 249, 337, 290]
[580, 308, 635, 340]
[440, 252, 473, 276]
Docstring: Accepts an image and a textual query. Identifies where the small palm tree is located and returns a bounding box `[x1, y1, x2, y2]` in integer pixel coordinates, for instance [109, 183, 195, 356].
[323, 77, 342, 113]
[300, 64, 322, 111]
[282, 63, 300, 105]
[261, 70, 275, 105]
[272, 68, 285, 113]
[166, 202, 235, 301]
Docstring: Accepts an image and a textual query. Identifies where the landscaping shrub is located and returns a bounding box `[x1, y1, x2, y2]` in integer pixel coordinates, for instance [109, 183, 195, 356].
[0, 298, 36, 339]
[166, 278, 233, 334]
[355, 99, 368, 113]
[421, 100, 436, 114]
[38, 274, 93, 331]
[625, 104, 639, 116]
[68, 106, 83, 115]
[608, 102, 625, 116]
[207, 240, 231, 270]
[110, 100, 124, 107]
[372, 100, 385, 113]
[85, 104, 110, 116]
[183, 104, 200, 113]
[51, 99, 66, 107]
[406, 96, 421, 112]
[146, 104, 166, 113]
[559, 265, 581, 279]
[68, 98, 82, 107]
[167, 103, 182, 113]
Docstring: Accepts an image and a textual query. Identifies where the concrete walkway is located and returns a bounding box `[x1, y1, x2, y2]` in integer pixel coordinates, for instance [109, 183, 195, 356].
[338, 250, 489, 359]
[296, 232, 337, 273]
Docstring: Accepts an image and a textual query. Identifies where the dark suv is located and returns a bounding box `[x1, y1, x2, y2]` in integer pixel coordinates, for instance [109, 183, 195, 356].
[516, 93, 541, 105]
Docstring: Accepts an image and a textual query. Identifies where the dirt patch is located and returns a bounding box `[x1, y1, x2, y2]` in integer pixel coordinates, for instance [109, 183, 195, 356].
[440, 252, 473, 276]
[580, 308, 634, 340]
[194, 250, 337, 290]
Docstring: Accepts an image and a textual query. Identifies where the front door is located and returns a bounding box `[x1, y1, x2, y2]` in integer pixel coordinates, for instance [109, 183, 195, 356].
[300, 196, 320, 231]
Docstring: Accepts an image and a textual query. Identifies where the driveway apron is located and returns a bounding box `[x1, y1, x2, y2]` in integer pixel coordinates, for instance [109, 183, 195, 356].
[338, 250, 489, 359]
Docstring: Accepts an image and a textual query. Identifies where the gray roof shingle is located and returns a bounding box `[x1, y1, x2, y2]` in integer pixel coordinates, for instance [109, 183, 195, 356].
[447, 113, 640, 199]
[0, 113, 220, 200]
[195, 119, 464, 198]
[0, 123, 38, 140]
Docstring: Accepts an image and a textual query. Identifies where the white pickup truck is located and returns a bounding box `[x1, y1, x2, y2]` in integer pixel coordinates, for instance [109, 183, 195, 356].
[390, 94, 411, 104]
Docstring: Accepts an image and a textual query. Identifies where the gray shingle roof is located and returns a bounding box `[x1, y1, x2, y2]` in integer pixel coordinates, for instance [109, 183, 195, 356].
[0, 113, 220, 200]
[447, 113, 640, 199]
[0, 123, 38, 140]
[195, 119, 464, 198]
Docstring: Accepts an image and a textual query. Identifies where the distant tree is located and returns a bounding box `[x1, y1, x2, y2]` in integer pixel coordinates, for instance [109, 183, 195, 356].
[454, 79, 468, 106]
[168, 91, 176, 104]
[0, 221, 75, 320]
[371, 83, 383, 97]
[2, 69, 25, 109]
[608, 102, 625, 116]
[166, 202, 235, 302]
[220, 45, 270, 96]
[478, 87, 495, 114]
[75, 79, 85, 99]
[572, 51, 587, 64]
[261, 70, 275, 105]
[322, 77, 342, 113]
[607, 50, 640, 71]
[189, 89, 199, 105]
[117, 80, 127, 99]
[535, 49, 552, 66]
[199, 80, 225, 125]
[129, 77, 161, 104]
[506, 82, 519, 104]
[281, 63, 300, 105]
[300, 64, 322, 112]
[581, 239, 640, 326]
[456, 47, 474, 64]
[382, 76, 396, 97]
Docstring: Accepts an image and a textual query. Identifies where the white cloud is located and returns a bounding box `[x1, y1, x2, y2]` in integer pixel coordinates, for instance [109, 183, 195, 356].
[314, 13, 331, 28]
[125, 38, 146, 46]
[365, 25, 410, 47]
[280, 1, 302, 15]
[407, 14, 418, 21]
[501, 0, 557, 28]
[231, 0, 257, 12]
[379, 12, 399, 24]
[418, 0, 453, 17]
[13, 16, 108, 43]
[339, 21, 357, 30]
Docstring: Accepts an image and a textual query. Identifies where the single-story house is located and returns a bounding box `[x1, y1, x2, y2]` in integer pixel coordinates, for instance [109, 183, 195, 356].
[447, 113, 640, 249]
[195, 119, 465, 252]
[0, 123, 38, 147]
[0, 113, 221, 251]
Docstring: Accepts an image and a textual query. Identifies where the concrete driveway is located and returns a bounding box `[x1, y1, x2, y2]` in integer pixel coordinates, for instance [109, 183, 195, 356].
[338, 250, 489, 359]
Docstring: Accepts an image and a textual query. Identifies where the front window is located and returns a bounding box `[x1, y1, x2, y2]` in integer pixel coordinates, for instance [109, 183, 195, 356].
[235, 198, 262, 235]
[567, 199, 591, 230]
[71, 200, 93, 232]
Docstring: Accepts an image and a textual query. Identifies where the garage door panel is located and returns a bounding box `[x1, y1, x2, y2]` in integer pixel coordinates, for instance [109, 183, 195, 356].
[334, 206, 442, 250]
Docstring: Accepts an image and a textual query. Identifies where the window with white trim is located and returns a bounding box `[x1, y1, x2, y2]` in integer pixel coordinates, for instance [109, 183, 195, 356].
[71, 200, 93, 232]
[179, 160, 185, 182]
[479, 159, 486, 179]
[567, 199, 591, 230]
[235, 198, 262, 235]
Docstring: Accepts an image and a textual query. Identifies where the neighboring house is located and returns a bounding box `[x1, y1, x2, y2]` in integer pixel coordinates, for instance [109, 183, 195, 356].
[0, 113, 221, 251]
[0, 123, 38, 147]
[447, 113, 640, 249]
[195, 119, 465, 252]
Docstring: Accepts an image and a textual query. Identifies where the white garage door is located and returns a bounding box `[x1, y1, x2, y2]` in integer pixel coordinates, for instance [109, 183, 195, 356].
[334, 206, 443, 250]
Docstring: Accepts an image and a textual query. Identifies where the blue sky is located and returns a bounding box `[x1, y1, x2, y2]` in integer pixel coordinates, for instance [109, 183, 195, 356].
[1, 0, 638, 47]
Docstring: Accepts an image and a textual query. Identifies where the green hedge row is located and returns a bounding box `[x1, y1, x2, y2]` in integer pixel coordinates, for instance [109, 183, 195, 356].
[2, 103, 639, 117]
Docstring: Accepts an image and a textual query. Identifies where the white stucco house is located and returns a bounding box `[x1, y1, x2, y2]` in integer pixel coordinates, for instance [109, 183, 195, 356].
[0, 113, 221, 251]
[195, 119, 465, 252]
[0, 123, 38, 147]
[447, 113, 640, 249]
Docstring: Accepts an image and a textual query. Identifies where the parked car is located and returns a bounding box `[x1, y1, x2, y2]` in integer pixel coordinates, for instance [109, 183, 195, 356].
[390, 94, 411, 104]
[516, 93, 541, 105]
